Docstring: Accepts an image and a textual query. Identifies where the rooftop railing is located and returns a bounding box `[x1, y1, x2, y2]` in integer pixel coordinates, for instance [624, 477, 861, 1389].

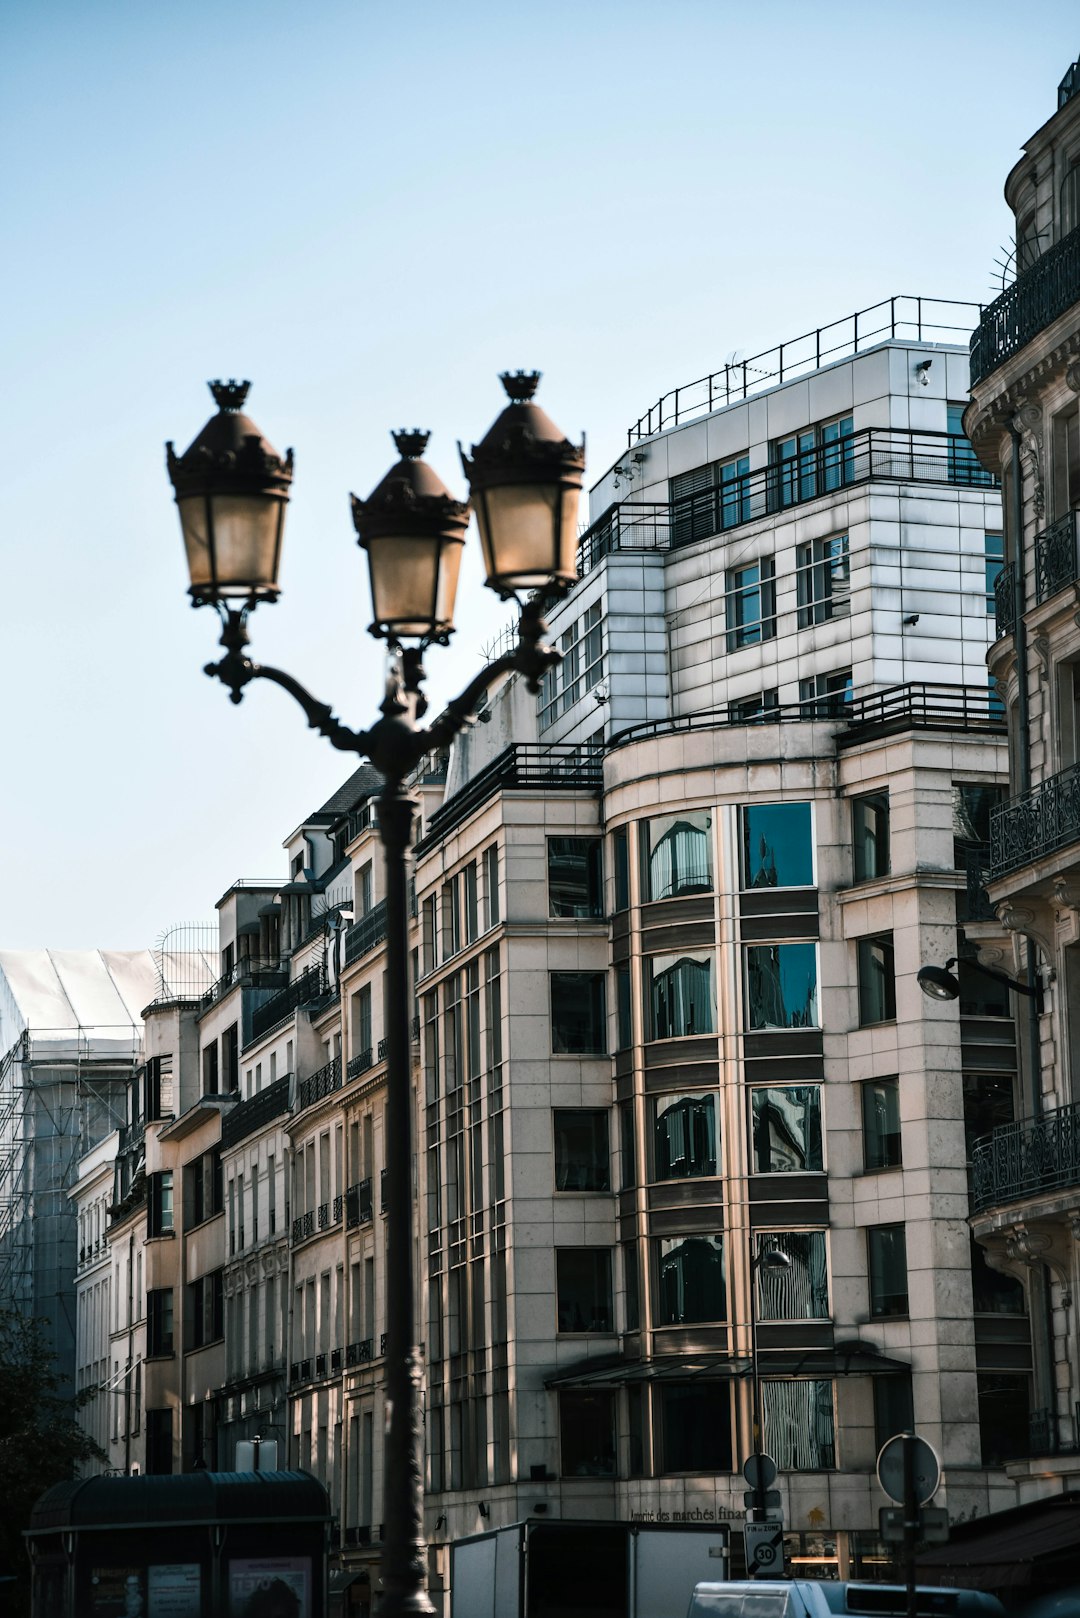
[416, 744, 603, 852]
[971, 1102, 1080, 1213]
[220, 1074, 291, 1149]
[580, 428, 997, 577]
[970, 221, 1080, 385]
[989, 761, 1080, 880]
[626, 296, 981, 444]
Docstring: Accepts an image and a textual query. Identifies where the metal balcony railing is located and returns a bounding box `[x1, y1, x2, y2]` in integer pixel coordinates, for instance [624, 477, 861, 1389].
[344, 901, 388, 967]
[290, 1210, 316, 1245]
[994, 562, 1016, 639]
[971, 1102, 1080, 1213]
[989, 762, 1080, 879]
[416, 743, 603, 851]
[1028, 1404, 1080, 1457]
[580, 428, 997, 576]
[346, 1179, 373, 1227]
[298, 1057, 341, 1112]
[971, 222, 1080, 384]
[345, 1339, 374, 1368]
[347, 1049, 373, 1082]
[201, 956, 285, 1011]
[250, 964, 328, 1041]
[626, 296, 980, 442]
[962, 845, 996, 923]
[220, 1074, 291, 1149]
[1034, 510, 1080, 604]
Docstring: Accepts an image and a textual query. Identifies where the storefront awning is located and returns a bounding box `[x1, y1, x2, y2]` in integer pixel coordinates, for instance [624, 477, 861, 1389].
[917, 1492, 1080, 1591]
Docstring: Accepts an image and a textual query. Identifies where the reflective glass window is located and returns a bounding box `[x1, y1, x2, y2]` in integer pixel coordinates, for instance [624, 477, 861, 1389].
[659, 1383, 732, 1473]
[762, 1380, 835, 1469]
[857, 933, 896, 1024]
[755, 1231, 829, 1320]
[796, 535, 850, 627]
[862, 1077, 902, 1171]
[750, 1086, 823, 1173]
[613, 827, 630, 911]
[868, 1224, 909, 1317]
[642, 811, 713, 901]
[874, 1373, 914, 1454]
[553, 1109, 610, 1192]
[556, 1248, 613, 1333]
[652, 1093, 719, 1180]
[745, 944, 818, 1030]
[616, 966, 632, 1050]
[548, 837, 603, 918]
[550, 972, 607, 1054]
[656, 1234, 726, 1325]
[726, 558, 776, 650]
[741, 802, 813, 888]
[971, 1235, 1025, 1315]
[648, 952, 715, 1039]
[852, 792, 890, 882]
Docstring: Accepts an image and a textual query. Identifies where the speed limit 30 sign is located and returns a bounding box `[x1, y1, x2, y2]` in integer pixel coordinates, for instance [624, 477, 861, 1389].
[744, 1523, 784, 1576]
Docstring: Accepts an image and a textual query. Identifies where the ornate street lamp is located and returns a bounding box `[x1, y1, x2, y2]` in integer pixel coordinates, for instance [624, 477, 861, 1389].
[167, 372, 583, 1618]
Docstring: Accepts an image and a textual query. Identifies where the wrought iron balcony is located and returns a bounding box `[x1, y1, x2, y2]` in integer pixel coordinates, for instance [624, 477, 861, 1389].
[346, 1178, 373, 1227]
[290, 1210, 316, 1245]
[994, 562, 1016, 639]
[1034, 510, 1080, 604]
[250, 963, 328, 1041]
[345, 1338, 374, 1367]
[962, 845, 996, 923]
[989, 762, 1080, 879]
[347, 1048, 373, 1082]
[298, 1056, 341, 1111]
[220, 1073, 291, 1149]
[971, 221, 1080, 385]
[971, 1102, 1080, 1213]
[343, 901, 388, 967]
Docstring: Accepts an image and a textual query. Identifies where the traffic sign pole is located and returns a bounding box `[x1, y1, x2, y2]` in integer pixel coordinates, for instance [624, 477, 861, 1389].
[903, 1434, 917, 1618]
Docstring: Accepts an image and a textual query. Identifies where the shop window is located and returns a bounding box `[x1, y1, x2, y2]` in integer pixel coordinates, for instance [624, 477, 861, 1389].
[642, 811, 713, 901]
[648, 953, 715, 1039]
[652, 1093, 718, 1180]
[868, 1224, 909, 1317]
[548, 837, 604, 918]
[559, 1391, 616, 1477]
[755, 1231, 829, 1320]
[857, 934, 896, 1025]
[628, 1386, 646, 1476]
[556, 1248, 613, 1333]
[852, 792, 890, 882]
[550, 973, 607, 1054]
[750, 1086, 823, 1173]
[658, 1383, 732, 1473]
[978, 1373, 1031, 1465]
[745, 943, 818, 1030]
[656, 1234, 726, 1326]
[796, 535, 850, 627]
[862, 1077, 902, 1171]
[873, 1373, 914, 1453]
[762, 1380, 835, 1468]
[741, 802, 814, 889]
[553, 1110, 610, 1192]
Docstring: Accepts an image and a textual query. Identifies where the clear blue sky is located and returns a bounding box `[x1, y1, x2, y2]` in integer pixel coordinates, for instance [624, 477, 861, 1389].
[0, 1, 1074, 949]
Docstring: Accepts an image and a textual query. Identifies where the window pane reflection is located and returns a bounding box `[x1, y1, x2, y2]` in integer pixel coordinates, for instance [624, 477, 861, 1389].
[756, 1231, 829, 1319]
[649, 953, 715, 1039]
[741, 803, 814, 888]
[653, 1093, 718, 1180]
[643, 812, 713, 901]
[751, 1086, 823, 1172]
[657, 1234, 726, 1324]
[745, 944, 818, 1029]
[762, 1380, 835, 1468]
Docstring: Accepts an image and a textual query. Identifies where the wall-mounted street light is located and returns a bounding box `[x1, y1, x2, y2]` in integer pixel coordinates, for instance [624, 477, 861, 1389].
[166, 372, 585, 1618]
[917, 956, 1041, 1010]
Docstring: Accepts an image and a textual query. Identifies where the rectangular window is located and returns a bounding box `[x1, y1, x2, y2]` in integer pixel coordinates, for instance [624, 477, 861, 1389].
[148, 1171, 174, 1237]
[642, 810, 712, 901]
[554, 1109, 610, 1191]
[741, 802, 814, 888]
[750, 1086, 823, 1173]
[482, 844, 500, 929]
[623, 1242, 640, 1332]
[538, 602, 603, 729]
[958, 957, 1011, 1018]
[656, 1233, 726, 1325]
[202, 1041, 219, 1096]
[145, 1407, 173, 1475]
[357, 861, 373, 916]
[353, 984, 373, 1062]
[728, 688, 780, 724]
[862, 1077, 902, 1170]
[852, 792, 890, 882]
[652, 1093, 718, 1180]
[147, 1288, 174, 1356]
[971, 1235, 1026, 1315]
[616, 966, 632, 1050]
[186, 1269, 225, 1349]
[421, 895, 437, 974]
[548, 837, 604, 918]
[978, 1373, 1031, 1466]
[659, 1383, 732, 1473]
[559, 1391, 615, 1477]
[796, 535, 850, 627]
[442, 878, 461, 959]
[868, 1224, 909, 1317]
[550, 972, 607, 1054]
[762, 1380, 836, 1469]
[463, 862, 479, 944]
[619, 1102, 636, 1191]
[144, 1055, 175, 1121]
[745, 943, 818, 1030]
[613, 828, 630, 911]
[799, 669, 853, 717]
[857, 933, 896, 1024]
[985, 532, 1004, 614]
[726, 557, 776, 650]
[755, 1231, 829, 1319]
[648, 952, 715, 1039]
[187, 1149, 223, 1226]
[874, 1373, 914, 1454]
[772, 416, 854, 511]
[221, 1024, 239, 1092]
[948, 404, 991, 484]
[556, 1248, 613, 1333]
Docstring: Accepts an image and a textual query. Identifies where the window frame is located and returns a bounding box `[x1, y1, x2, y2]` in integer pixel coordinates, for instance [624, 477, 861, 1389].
[796, 534, 850, 628]
[851, 791, 890, 883]
[857, 932, 897, 1026]
[550, 971, 608, 1055]
[725, 556, 776, 651]
[867, 1223, 910, 1319]
[553, 1108, 611, 1193]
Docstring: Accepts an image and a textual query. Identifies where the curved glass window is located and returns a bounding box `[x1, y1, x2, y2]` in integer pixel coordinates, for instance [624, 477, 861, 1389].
[648, 952, 715, 1039]
[745, 943, 818, 1029]
[643, 811, 713, 901]
[657, 1233, 726, 1325]
[741, 802, 813, 888]
[755, 1230, 829, 1320]
[653, 1093, 718, 1180]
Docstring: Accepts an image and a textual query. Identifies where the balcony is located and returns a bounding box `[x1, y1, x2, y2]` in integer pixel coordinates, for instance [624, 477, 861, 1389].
[346, 1179, 373, 1227]
[970, 221, 1080, 385]
[994, 562, 1016, 639]
[250, 964, 328, 1042]
[201, 956, 286, 1012]
[989, 762, 1080, 880]
[291, 1210, 315, 1245]
[220, 1074, 291, 1149]
[1027, 1404, 1080, 1458]
[347, 1049, 373, 1082]
[344, 901, 388, 968]
[1034, 511, 1080, 604]
[345, 1339, 374, 1368]
[416, 743, 604, 850]
[298, 1057, 341, 1112]
[971, 1102, 1080, 1214]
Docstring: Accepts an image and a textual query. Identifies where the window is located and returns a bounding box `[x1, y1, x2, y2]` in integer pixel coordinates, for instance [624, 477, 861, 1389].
[745, 943, 818, 1030]
[463, 862, 479, 943]
[623, 1242, 640, 1332]
[619, 1102, 636, 1190]
[548, 837, 603, 918]
[554, 1110, 610, 1191]
[147, 1288, 174, 1356]
[656, 1234, 726, 1325]
[755, 1231, 829, 1319]
[1051, 402, 1080, 517]
[797, 535, 850, 627]
[538, 602, 603, 729]
[947, 404, 991, 485]
[146, 1407, 173, 1475]
[751, 1086, 823, 1173]
[857, 933, 896, 1024]
[613, 828, 630, 911]
[353, 984, 373, 1061]
[988, 673, 1005, 718]
[442, 878, 461, 958]
[852, 792, 889, 882]
[741, 802, 814, 888]
[202, 1041, 219, 1096]
[357, 861, 373, 915]
[978, 1373, 1031, 1466]
[186, 1149, 223, 1226]
[670, 455, 751, 545]
[616, 966, 632, 1050]
[985, 532, 1004, 615]
[868, 1224, 909, 1317]
[482, 844, 500, 929]
[652, 1093, 718, 1180]
[559, 1392, 615, 1477]
[659, 1383, 732, 1473]
[963, 1073, 1015, 1158]
[772, 415, 854, 510]
[874, 1373, 914, 1454]
[648, 952, 715, 1039]
[862, 1077, 902, 1171]
[148, 1171, 174, 1237]
[421, 894, 437, 974]
[729, 688, 780, 724]
[556, 1248, 613, 1333]
[953, 783, 1005, 867]
[958, 956, 1010, 1018]
[144, 1055, 174, 1121]
[186, 1269, 225, 1349]
[971, 1236, 1026, 1315]
[799, 669, 853, 717]
[550, 973, 607, 1054]
[726, 558, 776, 650]
[762, 1381, 835, 1469]
[642, 811, 713, 901]
[221, 1024, 239, 1092]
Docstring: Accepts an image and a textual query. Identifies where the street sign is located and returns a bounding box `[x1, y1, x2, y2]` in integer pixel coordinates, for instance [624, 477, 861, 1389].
[744, 1523, 785, 1576]
[876, 1433, 941, 1505]
[743, 1453, 778, 1490]
[879, 1506, 950, 1546]
[743, 1489, 782, 1512]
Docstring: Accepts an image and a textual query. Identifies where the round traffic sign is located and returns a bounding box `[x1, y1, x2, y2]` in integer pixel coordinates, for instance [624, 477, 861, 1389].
[743, 1452, 777, 1490]
[876, 1433, 941, 1505]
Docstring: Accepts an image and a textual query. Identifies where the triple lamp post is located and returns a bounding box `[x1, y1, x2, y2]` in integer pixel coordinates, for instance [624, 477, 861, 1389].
[166, 374, 585, 1618]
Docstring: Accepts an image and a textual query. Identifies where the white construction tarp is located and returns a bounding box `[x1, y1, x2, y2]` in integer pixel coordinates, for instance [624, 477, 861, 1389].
[0, 949, 161, 1062]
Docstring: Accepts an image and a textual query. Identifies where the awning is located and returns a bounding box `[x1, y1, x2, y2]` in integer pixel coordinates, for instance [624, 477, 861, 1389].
[771, 1341, 910, 1377]
[916, 1493, 1080, 1591]
[546, 1341, 908, 1390]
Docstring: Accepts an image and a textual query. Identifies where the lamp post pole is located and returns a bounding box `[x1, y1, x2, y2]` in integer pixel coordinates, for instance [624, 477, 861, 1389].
[167, 374, 585, 1618]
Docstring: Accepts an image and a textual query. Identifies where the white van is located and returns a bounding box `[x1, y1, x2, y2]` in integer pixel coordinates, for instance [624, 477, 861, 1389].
[686, 1583, 1005, 1618]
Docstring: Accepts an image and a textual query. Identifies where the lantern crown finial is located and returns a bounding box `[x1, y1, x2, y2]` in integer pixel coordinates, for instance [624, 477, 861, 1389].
[392, 429, 430, 460]
[499, 370, 541, 404]
[209, 379, 252, 412]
